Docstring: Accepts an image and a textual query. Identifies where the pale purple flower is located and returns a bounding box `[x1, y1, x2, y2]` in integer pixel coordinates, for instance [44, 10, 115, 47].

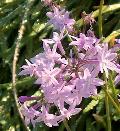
[76, 68, 104, 98]
[19, 96, 39, 103]
[69, 33, 97, 50]
[30, 41, 67, 68]
[20, 104, 39, 127]
[59, 105, 81, 120]
[50, 84, 75, 106]
[96, 43, 117, 78]
[43, 42, 61, 61]
[67, 89, 82, 106]
[78, 46, 100, 75]
[42, 31, 65, 55]
[35, 106, 60, 127]
[19, 59, 37, 76]
[47, 6, 75, 31]
[35, 67, 61, 86]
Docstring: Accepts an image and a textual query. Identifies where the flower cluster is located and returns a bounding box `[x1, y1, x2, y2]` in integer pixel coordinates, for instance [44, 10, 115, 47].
[19, 5, 120, 128]
[46, 6, 75, 32]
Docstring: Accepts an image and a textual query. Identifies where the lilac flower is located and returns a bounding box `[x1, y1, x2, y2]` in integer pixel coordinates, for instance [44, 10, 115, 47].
[69, 33, 97, 50]
[48, 84, 76, 106]
[19, 96, 39, 103]
[96, 43, 117, 78]
[59, 105, 81, 120]
[43, 42, 61, 62]
[19, 42, 62, 77]
[47, 6, 75, 32]
[76, 68, 104, 97]
[19, 59, 37, 76]
[42, 31, 65, 55]
[35, 67, 61, 86]
[20, 104, 39, 127]
[78, 46, 100, 74]
[31, 42, 61, 67]
[35, 106, 60, 127]
[68, 89, 83, 106]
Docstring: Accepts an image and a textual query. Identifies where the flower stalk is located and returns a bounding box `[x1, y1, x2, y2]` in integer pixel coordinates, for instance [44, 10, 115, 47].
[104, 88, 120, 114]
[103, 73, 111, 131]
[109, 73, 120, 105]
[98, 0, 104, 38]
[63, 119, 72, 131]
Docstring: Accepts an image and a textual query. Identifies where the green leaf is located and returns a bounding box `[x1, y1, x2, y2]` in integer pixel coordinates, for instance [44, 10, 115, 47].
[93, 114, 106, 128]
[83, 99, 99, 113]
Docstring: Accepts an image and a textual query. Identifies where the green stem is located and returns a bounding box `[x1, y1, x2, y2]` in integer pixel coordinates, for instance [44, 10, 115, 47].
[12, 1, 35, 131]
[63, 119, 72, 131]
[109, 72, 120, 105]
[104, 89, 120, 114]
[105, 93, 111, 131]
[103, 73, 111, 131]
[109, 73, 116, 97]
[98, 0, 104, 38]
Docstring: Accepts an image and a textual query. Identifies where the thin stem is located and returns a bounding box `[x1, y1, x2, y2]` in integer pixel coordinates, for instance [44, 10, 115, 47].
[98, 0, 104, 38]
[105, 93, 111, 131]
[109, 73, 116, 98]
[63, 119, 72, 131]
[109, 72, 120, 105]
[103, 73, 111, 131]
[12, 0, 35, 130]
[12, 24, 29, 131]
[104, 89, 120, 114]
